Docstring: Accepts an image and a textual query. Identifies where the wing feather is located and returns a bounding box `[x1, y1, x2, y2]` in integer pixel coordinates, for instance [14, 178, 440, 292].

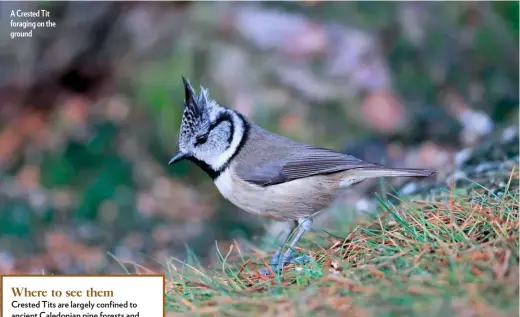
[240, 146, 379, 186]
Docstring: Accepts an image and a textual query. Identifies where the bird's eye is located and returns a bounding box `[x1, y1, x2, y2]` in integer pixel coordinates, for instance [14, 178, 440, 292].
[195, 134, 208, 146]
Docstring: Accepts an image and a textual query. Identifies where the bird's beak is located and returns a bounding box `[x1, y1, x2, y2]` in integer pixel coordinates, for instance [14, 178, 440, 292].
[169, 152, 187, 165]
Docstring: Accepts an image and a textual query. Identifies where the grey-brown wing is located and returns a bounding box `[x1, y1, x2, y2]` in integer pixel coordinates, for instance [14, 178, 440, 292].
[238, 146, 379, 186]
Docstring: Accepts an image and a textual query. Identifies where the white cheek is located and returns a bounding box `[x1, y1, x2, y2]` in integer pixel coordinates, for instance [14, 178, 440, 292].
[196, 116, 243, 171]
[210, 125, 243, 170]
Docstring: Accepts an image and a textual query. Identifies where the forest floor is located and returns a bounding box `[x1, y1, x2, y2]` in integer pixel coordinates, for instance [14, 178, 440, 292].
[163, 168, 519, 317]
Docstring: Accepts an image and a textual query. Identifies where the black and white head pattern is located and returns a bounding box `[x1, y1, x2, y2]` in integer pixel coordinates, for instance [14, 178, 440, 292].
[177, 77, 248, 177]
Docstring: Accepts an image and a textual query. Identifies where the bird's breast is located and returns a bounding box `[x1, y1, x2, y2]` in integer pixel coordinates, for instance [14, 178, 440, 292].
[214, 168, 236, 201]
[214, 168, 271, 217]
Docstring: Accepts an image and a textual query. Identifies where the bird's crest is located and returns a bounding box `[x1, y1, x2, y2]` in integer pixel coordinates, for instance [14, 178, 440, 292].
[180, 76, 215, 138]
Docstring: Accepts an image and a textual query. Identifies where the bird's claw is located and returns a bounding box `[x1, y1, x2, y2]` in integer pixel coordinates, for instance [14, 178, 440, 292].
[258, 254, 311, 275]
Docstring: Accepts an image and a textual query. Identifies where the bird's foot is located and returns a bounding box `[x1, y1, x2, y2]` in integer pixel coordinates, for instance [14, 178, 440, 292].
[258, 254, 311, 275]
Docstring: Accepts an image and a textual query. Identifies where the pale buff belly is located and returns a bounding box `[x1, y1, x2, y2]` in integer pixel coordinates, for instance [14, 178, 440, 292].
[214, 168, 344, 221]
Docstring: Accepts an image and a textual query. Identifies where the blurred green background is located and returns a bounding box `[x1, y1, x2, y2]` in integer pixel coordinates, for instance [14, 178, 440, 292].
[0, 1, 518, 274]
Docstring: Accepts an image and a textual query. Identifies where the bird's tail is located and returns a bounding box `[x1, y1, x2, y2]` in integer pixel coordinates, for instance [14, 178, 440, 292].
[348, 167, 436, 179]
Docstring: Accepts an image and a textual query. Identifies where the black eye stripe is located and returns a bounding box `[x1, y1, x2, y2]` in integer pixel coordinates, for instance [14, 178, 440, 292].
[209, 114, 231, 131]
[211, 115, 234, 150]
[194, 114, 234, 148]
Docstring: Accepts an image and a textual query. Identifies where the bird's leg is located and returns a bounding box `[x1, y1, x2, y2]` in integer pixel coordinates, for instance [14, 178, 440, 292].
[275, 217, 313, 271]
[269, 246, 282, 267]
[268, 221, 298, 267]
[259, 221, 298, 275]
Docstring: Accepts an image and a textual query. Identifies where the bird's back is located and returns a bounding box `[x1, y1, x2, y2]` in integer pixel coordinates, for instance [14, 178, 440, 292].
[235, 123, 305, 168]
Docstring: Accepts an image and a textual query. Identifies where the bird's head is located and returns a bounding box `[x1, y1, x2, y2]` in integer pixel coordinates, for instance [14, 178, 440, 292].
[169, 77, 247, 177]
